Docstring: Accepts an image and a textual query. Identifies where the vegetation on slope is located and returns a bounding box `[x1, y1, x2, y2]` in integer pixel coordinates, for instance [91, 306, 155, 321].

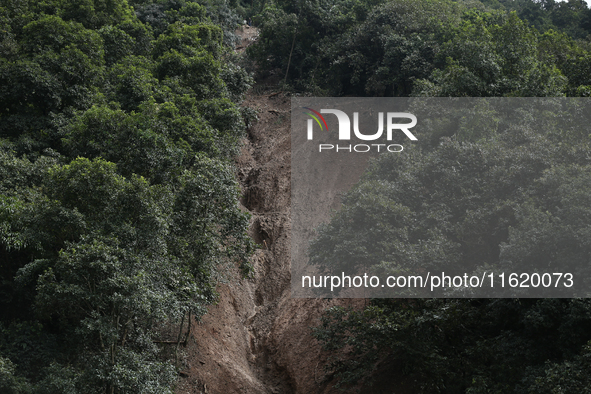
[0, 0, 254, 392]
[2, 0, 591, 392]
[245, 0, 591, 392]
[248, 0, 591, 97]
[311, 100, 591, 391]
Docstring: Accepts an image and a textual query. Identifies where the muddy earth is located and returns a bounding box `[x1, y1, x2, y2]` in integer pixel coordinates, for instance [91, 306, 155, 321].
[174, 28, 409, 394]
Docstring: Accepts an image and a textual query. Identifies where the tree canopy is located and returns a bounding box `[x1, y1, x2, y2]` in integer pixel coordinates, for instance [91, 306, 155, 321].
[243, 0, 591, 391]
[309, 99, 591, 389]
[248, 0, 591, 96]
[0, 0, 254, 392]
[2, 0, 591, 392]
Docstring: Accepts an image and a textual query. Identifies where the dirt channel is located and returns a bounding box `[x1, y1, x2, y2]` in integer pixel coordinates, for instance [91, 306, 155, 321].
[175, 27, 377, 394]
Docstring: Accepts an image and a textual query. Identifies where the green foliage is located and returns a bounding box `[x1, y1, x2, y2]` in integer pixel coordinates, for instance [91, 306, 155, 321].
[0, 0, 254, 391]
[327, 0, 461, 96]
[132, 0, 242, 47]
[220, 57, 254, 102]
[36, 0, 135, 29]
[153, 22, 223, 58]
[250, 0, 591, 96]
[156, 49, 224, 98]
[99, 25, 136, 66]
[106, 56, 160, 111]
[523, 342, 591, 393]
[314, 299, 591, 392]
[0, 356, 32, 394]
[63, 104, 220, 182]
[415, 12, 568, 97]
[248, 0, 392, 91]
[310, 99, 591, 390]
[479, 0, 591, 40]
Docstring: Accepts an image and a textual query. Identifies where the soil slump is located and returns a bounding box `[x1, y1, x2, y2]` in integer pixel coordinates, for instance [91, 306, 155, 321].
[175, 28, 363, 394]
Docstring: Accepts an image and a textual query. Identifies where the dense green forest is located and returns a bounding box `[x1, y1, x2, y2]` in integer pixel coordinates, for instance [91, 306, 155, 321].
[310, 99, 591, 391]
[249, 0, 591, 96]
[248, 0, 591, 392]
[0, 0, 254, 392]
[2, 0, 591, 392]
[245, 0, 591, 392]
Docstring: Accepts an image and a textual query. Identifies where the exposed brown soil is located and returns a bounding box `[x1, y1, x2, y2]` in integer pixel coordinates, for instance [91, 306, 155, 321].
[235, 25, 259, 53]
[175, 83, 332, 394]
[174, 28, 408, 394]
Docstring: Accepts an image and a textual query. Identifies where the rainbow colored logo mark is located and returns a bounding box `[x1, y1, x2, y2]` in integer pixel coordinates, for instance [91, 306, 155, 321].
[302, 107, 328, 131]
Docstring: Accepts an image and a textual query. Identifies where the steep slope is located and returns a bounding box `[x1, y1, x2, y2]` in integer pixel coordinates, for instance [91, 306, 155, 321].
[174, 87, 311, 393]
[175, 28, 363, 394]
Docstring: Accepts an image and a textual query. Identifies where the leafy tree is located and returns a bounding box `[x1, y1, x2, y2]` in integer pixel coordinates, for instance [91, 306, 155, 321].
[418, 11, 568, 97]
[314, 298, 591, 392]
[479, 0, 591, 39]
[132, 0, 242, 47]
[309, 99, 591, 390]
[249, 0, 591, 96]
[0, 0, 254, 391]
[0, 356, 32, 394]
